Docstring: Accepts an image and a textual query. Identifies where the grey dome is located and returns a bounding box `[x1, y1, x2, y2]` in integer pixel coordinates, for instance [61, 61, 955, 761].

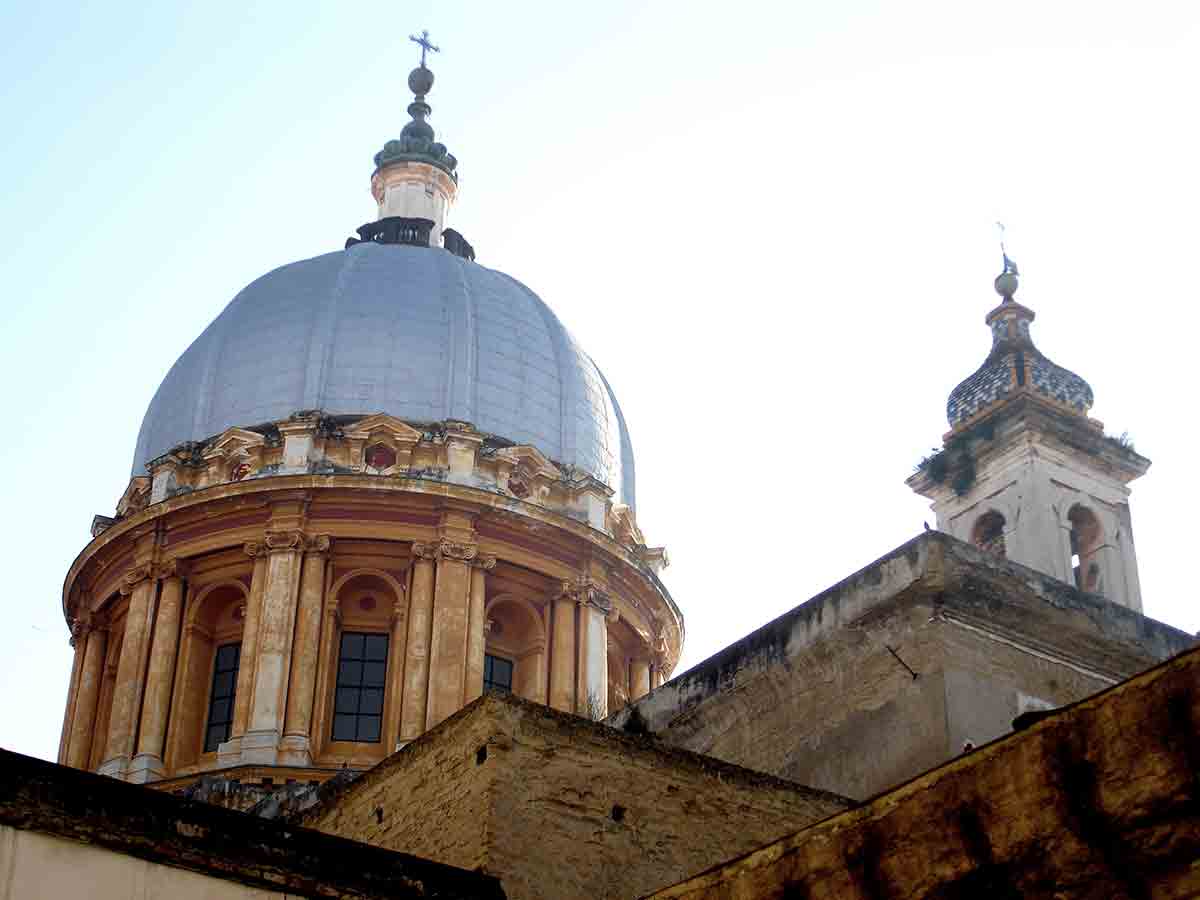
[131, 243, 635, 507]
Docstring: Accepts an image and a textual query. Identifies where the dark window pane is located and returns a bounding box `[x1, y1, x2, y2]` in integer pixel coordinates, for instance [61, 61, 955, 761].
[331, 632, 389, 743]
[213, 671, 234, 698]
[335, 687, 360, 714]
[364, 634, 389, 661]
[341, 632, 365, 658]
[360, 687, 384, 715]
[204, 643, 241, 753]
[339, 660, 363, 686]
[357, 716, 381, 742]
[483, 653, 513, 693]
[333, 714, 358, 742]
[363, 661, 387, 686]
[210, 697, 231, 724]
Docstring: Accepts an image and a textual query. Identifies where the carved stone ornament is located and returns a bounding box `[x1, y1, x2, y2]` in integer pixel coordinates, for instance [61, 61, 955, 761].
[470, 553, 497, 571]
[244, 540, 266, 559]
[412, 540, 478, 563]
[263, 530, 305, 553]
[153, 558, 187, 580]
[305, 533, 332, 554]
[119, 564, 154, 595]
[558, 576, 611, 613]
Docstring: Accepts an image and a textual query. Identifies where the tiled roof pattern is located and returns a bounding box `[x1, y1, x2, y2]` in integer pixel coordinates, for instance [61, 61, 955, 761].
[131, 243, 635, 507]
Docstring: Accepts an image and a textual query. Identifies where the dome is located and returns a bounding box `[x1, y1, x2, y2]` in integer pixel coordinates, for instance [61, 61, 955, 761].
[131, 243, 636, 507]
[946, 296, 1094, 429]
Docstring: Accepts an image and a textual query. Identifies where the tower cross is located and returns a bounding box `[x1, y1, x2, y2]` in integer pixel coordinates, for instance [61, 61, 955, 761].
[410, 29, 440, 67]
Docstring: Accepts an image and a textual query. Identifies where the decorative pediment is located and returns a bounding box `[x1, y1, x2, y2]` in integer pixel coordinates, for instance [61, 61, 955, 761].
[116, 477, 151, 517]
[610, 504, 645, 548]
[494, 445, 561, 479]
[343, 414, 423, 444]
[204, 427, 266, 458]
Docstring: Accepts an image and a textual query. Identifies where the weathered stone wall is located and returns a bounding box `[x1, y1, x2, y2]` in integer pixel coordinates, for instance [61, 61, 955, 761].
[0, 747, 506, 900]
[301, 693, 852, 900]
[610, 533, 1193, 800]
[646, 643, 1200, 899]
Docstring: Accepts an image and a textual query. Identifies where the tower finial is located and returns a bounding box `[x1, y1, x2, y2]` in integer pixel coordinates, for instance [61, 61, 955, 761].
[994, 221, 1019, 299]
[410, 29, 440, 68]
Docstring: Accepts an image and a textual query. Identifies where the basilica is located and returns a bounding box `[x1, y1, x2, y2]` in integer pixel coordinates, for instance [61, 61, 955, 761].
[2, 39, 1198, 900]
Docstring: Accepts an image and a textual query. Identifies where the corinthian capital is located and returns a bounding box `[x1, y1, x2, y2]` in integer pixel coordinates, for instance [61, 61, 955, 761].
[305, 533, 332, 554]
[470, 553, 497, 571]
[153, 557, 187, 580]
[558, 575, 611, 613]
[412, 540, 479, 563]
[263, 529, 305, 553]
[119, 564, 154, 595]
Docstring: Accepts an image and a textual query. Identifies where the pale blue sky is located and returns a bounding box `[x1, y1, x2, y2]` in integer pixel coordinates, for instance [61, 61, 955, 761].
[2, 1, 1198, 761]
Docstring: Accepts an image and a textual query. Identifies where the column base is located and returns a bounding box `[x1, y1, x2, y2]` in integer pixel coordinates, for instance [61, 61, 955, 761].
[217, 736, 244, 768]
[126, 753, 165, 784]
[239, 728, 282, 765]
[277, 734, 313, 766]
[97, 756, 128, 780]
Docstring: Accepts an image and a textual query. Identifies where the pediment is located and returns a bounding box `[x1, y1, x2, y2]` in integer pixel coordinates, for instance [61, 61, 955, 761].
[344, 413, 423, 444]
[495, 445, 561, 479]
[206, 427, 266, 455]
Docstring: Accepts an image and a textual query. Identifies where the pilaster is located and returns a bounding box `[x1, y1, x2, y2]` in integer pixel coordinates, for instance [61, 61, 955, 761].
[65, 621, 107, 770]
[279, 534, 331, 765]
[99, 556, 158, 779]
[129, 559, 187, 783]
[425, 525, 481, 729]
[463, 553, 496, 705]
[400, 542, 437, 743]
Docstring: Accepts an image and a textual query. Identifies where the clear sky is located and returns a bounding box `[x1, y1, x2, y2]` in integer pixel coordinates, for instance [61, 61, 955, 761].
[2, 1, 1198, 762]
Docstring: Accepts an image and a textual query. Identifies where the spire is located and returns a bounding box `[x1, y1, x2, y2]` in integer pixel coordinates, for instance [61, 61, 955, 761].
[374, 30, 458, 178]
[944, 251, 1094, 430]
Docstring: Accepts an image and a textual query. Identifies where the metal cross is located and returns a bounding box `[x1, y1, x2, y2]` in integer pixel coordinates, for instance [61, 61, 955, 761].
[410, 29, 440, 67]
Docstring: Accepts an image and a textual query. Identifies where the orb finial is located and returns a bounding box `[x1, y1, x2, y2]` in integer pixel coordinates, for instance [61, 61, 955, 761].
[994, 222, 1020, 299]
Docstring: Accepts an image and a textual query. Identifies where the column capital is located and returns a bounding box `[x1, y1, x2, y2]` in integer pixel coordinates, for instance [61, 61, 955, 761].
[559, 575, 611, 613]
[470, 553, 496, 571]
[305, 533, 332, 554]
[119, 564, 155, 595]
[153, 557, 188, 580]
[412, 539, 479, 563]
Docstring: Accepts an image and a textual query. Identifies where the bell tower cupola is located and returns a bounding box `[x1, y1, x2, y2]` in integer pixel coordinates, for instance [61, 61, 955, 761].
[907, 253, 1151, 609]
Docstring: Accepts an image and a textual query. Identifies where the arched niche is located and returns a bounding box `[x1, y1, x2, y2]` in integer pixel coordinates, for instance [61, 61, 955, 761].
[167, 580, 248, 770]
[1068, 504, 1105, 594]
[971, 510, 1007, 558]
[318, 570, 405, 757]
[484, 594, 546, 703]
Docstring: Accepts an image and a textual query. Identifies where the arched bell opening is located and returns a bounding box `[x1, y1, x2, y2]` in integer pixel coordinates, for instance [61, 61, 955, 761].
[971, 510, 1007, 558]
[1068, 505, 1105, 594]
[484, 595, 546, 703]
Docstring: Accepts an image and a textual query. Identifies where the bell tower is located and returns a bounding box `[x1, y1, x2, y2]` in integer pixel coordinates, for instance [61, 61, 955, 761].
[907, 256, 1150, 610]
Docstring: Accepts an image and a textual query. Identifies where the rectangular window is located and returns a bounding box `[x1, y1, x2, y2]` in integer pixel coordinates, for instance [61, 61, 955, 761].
[483, 653, 514, 693]
[332, 632, 389, 743]
[203, 642, 241, 753]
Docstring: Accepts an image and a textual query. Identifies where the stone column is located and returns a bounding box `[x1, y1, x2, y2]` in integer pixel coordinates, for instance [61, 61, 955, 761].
[549, 584, 576, 713]
[399, 544, 436, 743]
[243, 530, 305, 764]
[58, 621, 87, 764]
[99, 565, 158, 779]
[221, 547, 267, 764]
[576, 584, 610, 720]
[426, 540, 478, 729]
[463, 554, 496, 705]
[384, 588, 408, 750]
[65, 623, 107, 770]
[630, 658, 651, 701]
[280, 535, 330, 765]
[129, 561, 186, 783]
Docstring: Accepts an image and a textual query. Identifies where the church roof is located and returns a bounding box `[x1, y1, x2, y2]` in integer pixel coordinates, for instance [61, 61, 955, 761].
[131, 242, 636, 507]
[946, 265, 1094, 430]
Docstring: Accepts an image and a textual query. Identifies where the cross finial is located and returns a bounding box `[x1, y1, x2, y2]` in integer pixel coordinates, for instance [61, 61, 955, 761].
[995, 221, 1018, 276]
[410, 29, 440, 67]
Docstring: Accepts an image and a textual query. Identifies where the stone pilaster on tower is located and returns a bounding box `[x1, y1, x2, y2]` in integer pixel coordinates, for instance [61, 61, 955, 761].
[907, 259, 1150, 609]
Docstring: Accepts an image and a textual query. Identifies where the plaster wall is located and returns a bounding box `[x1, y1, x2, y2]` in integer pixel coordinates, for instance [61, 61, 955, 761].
[0, 826, 278, 900]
